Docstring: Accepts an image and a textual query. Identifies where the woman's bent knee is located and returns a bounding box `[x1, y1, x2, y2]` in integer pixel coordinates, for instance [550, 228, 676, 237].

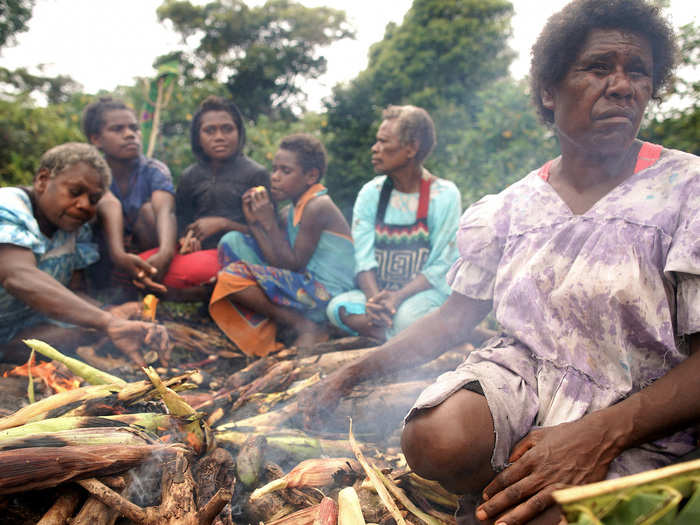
[402, 390, 496, 485]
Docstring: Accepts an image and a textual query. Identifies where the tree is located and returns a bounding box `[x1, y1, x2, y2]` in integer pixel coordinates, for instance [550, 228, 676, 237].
[0, 0, 35, 50]
[323, 0, 522, 211]
[157, 0, 354, 120]
[640, 21, 699, 155]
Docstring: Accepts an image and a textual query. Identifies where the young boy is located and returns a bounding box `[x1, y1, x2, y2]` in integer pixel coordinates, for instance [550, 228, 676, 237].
[82, 97, 176, 293]
[210, 134, 355, 355]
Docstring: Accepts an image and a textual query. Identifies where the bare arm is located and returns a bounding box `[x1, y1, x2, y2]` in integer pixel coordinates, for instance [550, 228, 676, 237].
[0, 244, 169, 366]
[299, 291, 492, 426]
[244, 188, 325, 271]
[97, 191, 162, 290]
[145, 190, 176, 277]
[478, 333, 700, 525]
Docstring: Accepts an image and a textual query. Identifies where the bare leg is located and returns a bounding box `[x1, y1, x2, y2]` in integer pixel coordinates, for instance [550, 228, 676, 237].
[1, 323, 99, 364]
[402, 389, 496, 494]
[231, 285, 328, 347]
[339, 308, 386, 341]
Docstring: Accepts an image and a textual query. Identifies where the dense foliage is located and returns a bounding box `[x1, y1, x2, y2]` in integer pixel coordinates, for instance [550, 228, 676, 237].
[322, 0, 559, 211]
[156, 0, 354, 120]
[0, 0, 697, 214]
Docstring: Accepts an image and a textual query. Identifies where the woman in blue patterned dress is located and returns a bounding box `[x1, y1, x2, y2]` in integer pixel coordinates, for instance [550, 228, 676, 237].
[0, 143, 169, 366]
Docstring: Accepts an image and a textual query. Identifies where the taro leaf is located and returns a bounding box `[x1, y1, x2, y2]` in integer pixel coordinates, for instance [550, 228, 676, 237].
[674, 480, 700, 525]
[603, 485, 679, 525]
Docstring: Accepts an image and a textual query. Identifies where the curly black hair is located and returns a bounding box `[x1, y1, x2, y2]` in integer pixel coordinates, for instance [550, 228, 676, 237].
[190, 95, 246, 161]
[530, 0, 678, 124]
[278, 133, 327, 182]
[81, 97, 136, 139]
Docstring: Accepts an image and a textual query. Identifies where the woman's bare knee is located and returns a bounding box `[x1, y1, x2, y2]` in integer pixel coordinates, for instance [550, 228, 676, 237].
[402, 389, 496, 488]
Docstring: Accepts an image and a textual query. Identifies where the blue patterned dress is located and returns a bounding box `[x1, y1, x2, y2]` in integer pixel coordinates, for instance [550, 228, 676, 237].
[0, 187, 99, 345]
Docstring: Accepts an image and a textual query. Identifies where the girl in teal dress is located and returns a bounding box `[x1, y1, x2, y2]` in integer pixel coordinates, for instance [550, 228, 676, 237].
[210, 134, 354, 356]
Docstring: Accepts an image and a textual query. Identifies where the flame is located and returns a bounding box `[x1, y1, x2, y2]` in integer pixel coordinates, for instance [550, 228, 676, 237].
[3, 356, 81, 393]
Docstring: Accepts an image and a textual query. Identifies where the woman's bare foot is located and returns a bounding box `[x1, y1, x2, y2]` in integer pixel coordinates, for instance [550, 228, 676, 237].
[293, 319, 330, 349]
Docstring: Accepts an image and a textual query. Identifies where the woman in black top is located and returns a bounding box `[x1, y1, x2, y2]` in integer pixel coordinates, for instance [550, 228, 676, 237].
[177, 96, 270, 252]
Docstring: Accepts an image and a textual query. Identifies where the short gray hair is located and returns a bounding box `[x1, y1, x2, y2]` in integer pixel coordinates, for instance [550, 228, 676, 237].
[38, 143, 112, 187]
[381, 105, 436, 163]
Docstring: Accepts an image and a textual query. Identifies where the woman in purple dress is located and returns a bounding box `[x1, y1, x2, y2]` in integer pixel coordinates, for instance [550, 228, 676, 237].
[301, 1, 699, 523]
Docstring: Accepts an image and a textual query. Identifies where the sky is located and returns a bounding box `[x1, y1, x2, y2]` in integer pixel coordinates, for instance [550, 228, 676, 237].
[1, 0, 698, 110]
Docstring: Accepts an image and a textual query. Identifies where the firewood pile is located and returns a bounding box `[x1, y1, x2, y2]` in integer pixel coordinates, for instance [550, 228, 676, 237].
[0, 307, 476, 525]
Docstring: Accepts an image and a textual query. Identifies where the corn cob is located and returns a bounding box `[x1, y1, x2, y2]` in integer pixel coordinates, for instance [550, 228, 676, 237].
[0, 383, 122, 431]
[338, 486, 366, 525]
[216, 429, 358, 461]
[0, 443, 183, 495]
[142, 294, 159, 322]
[23, 339, 125, 386]
[265, 503, 321, 525]
[553, 458, 700, 524]
[397, 472, 460, 510]
[142, 366, 207, 453]
[0, 371, 195, 431]
[0, 425, 157, 451]
[237, 434, 266, 488]
[251, 457, 362, 500]
[348, 419, 406, 525]
[314, 497, 339, 525]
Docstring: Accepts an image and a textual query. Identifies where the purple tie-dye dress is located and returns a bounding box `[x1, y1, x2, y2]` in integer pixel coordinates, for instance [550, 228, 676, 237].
[409, 145, 700, 476]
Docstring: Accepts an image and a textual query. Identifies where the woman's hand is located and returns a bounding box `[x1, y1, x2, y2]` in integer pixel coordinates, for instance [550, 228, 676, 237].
[113, 252, 167, 293]
[105, 317, 171, 367]
[145, 250, 172, 282]
[184, 217, 228, 247]
[242, 187, 277, 230]
[477, 416, 619, 525]
[298, 369, 350, 429]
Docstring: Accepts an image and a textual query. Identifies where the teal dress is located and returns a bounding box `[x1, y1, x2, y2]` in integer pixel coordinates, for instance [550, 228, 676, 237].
[216, 186, 355, 323]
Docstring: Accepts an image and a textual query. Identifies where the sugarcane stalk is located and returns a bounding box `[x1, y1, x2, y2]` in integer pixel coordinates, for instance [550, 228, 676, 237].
[348, 419, 406, 525]
[23, 339, 125, 386]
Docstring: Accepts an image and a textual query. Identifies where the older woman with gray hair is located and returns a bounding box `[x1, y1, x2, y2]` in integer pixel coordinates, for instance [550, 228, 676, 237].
[0, 143, 169, 367]
[326, 104, 462, 341]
